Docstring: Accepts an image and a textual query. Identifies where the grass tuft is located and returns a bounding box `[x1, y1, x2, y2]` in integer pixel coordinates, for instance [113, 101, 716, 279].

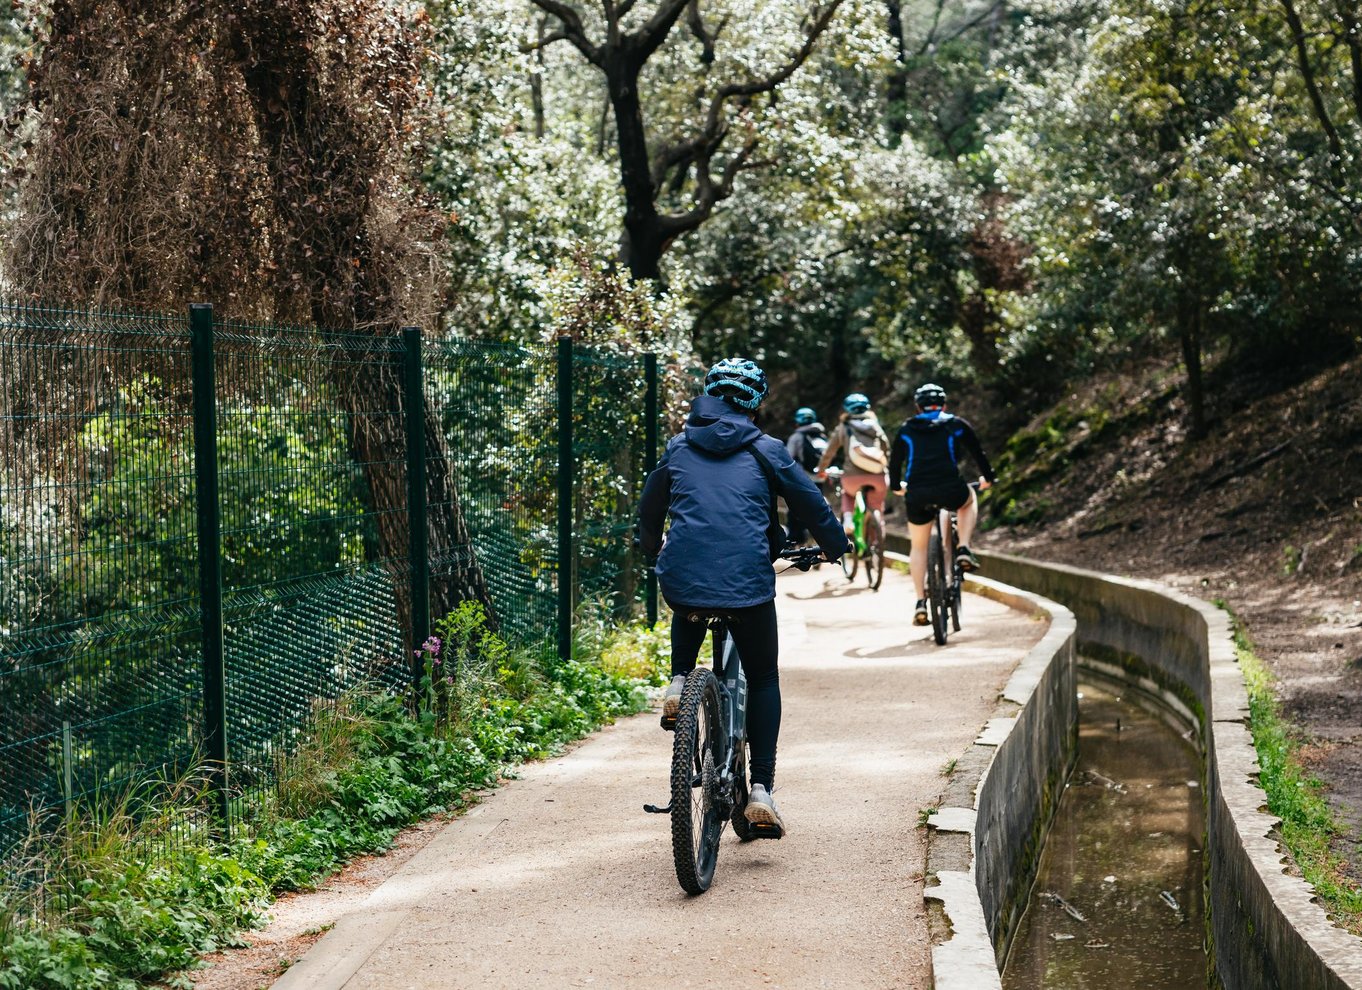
[1225, 607, 1362, 935]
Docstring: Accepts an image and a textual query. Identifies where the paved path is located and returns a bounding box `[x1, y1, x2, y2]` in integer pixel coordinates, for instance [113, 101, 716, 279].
[272, 565, 1044, 990]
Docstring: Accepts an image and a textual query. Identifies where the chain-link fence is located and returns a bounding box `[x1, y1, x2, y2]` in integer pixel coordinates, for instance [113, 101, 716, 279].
[0, 299, 668, 855]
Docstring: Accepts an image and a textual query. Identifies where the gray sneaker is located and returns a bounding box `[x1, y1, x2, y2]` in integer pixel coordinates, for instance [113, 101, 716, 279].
[661, 675, 687, 719]
[744, 784, 786, 837]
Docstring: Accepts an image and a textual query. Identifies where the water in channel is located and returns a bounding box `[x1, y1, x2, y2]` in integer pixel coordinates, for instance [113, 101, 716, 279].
[1001, 682, 1207, 989]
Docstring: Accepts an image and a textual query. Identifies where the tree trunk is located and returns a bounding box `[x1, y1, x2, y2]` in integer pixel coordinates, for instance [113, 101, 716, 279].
[336, 358, 497, 643]
[605, 54, 667, 280]
[226, 7, 497, 646]
[1178, 300, 1207, 441]
[885, 1, 909, 140]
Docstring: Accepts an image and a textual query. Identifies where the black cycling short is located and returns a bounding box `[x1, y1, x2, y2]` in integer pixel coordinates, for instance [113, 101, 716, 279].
[904, 480, 972, 526]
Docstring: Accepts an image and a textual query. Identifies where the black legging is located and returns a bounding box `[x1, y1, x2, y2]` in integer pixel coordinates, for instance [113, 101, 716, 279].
[669, 600, 780, 790]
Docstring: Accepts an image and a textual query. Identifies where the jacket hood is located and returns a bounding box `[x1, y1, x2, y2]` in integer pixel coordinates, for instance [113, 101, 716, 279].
[904, 411, 956, 432]
[795, 421, 827, 434]
[684, 394, 763, 455]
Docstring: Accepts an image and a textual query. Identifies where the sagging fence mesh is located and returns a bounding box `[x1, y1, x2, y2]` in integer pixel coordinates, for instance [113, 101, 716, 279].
[0, 299, 671, 856]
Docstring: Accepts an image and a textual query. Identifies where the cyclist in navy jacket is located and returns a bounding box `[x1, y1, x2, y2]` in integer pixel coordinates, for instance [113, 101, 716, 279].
[888, 383, 996, 627]
[636, 358, 845, 837]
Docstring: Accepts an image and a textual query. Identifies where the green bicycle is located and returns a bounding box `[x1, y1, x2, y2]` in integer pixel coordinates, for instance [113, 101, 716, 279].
[826, 468, 885, 591]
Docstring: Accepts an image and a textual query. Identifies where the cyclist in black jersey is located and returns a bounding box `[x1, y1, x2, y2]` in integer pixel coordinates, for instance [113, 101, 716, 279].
[888, 383, 996, 626]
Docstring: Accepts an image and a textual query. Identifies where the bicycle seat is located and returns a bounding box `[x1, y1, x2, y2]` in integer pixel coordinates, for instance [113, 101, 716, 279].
[684, 610, 740, 627]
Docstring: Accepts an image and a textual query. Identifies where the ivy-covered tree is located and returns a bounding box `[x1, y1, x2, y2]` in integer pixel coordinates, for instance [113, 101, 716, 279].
[3, 0, 495, 634]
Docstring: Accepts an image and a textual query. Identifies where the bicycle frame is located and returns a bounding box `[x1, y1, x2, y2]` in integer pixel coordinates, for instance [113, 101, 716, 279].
[851, 488, 867, 554]
[712, 624, 748, 812]
[644, 621, 747, 826]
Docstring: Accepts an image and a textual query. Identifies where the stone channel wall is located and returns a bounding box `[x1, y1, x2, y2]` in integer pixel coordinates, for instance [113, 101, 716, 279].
[975, 550, 1362, 990]
[886, 539, 1077, 990]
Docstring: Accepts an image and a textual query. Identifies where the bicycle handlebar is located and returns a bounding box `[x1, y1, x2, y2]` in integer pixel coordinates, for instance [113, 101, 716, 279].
[777, 544, 834, 572]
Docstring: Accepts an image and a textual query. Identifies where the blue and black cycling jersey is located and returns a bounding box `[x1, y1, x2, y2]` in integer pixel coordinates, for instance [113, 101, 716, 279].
[888, 411, 996, 490]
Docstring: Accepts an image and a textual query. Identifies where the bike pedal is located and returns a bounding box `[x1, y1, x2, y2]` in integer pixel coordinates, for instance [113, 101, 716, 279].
[749, 823, 784, 840]
[659, 713, 677, 731]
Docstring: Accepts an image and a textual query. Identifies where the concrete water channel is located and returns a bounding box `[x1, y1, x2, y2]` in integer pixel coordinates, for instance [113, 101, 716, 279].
[913, 545, 1362, 990]
[1002, 681, 1207, 988]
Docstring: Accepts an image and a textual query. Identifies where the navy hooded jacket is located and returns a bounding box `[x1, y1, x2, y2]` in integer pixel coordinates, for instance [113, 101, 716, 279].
[636, 395, 846, 609]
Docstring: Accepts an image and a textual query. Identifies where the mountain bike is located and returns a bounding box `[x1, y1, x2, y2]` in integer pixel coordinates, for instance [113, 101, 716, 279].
[825, 467, 885, 591]
[645, 544, 828, 895]
[924, 483, 980, 646]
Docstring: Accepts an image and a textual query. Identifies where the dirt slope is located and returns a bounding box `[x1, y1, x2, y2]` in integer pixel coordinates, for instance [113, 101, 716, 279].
[982, 352, 1362, 877]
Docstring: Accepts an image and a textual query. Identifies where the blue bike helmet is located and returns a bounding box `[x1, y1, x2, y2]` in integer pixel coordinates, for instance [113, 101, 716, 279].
[842, 392, 871, 414]
[914, 382, 947, 409]
[793, 406, 817, 426]
[703, 357, 769, 410]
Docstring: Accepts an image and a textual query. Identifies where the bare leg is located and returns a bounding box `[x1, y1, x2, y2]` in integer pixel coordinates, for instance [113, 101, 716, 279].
[956, 488, 980, 548]
[909, 521, 933, 600]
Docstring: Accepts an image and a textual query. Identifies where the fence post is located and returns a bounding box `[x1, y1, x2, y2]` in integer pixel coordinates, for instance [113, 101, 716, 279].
[643, 352, 659, 627]
[403, 326, 430, 689]
[189, 303, 229, 835]
[557, 336, 574, 663]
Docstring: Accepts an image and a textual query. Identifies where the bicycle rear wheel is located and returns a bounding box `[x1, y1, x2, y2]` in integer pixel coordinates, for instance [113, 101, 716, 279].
[927, 525, 948, 645]
[670, 669, 724, 894]
[951, 578, 963, 632]
[864, 512, 885, 591]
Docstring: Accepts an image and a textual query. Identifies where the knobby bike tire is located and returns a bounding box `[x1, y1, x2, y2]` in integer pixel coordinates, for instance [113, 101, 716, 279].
[670, 669, 724, 894]
[865, 512, 885, 591]
[949, 522, 963, 632]
[951, 577, 963, 632]
[927, 526, 948, 645]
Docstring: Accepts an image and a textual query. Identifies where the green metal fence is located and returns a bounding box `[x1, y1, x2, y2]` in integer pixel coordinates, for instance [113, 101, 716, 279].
[0, 299, 666, 854]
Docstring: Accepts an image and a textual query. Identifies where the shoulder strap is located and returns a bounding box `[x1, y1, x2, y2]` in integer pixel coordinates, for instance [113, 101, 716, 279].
[743, 440, 785, 561]
[743, 440, 782, 494]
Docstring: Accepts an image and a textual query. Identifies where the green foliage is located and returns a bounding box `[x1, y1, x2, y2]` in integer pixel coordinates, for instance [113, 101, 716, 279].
[1226, 608, 1362, 935]
[0, 780, 269, 990]
[1282, 544, 1302, 577]
[0, 609, 663, 988]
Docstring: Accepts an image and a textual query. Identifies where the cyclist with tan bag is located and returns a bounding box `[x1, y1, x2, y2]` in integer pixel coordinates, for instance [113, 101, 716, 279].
[815, 392, 891, 539]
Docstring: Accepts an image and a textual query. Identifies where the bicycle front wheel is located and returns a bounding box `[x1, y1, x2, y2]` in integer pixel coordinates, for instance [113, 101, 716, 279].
[865, 512, 885, 591]
[670, 669, 724, 894]
[927, 526, 948, 645]
[841, 540, 859, 580]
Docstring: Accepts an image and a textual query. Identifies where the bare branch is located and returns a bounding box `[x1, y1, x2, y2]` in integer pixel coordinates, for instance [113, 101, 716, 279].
[1279, 0, 1344, 160]
[629, 0, 692, 64]
[704, 1, 845, 130]
[687, 0, 729, 64]
[916, 0, 947, 56]
[1336, 0, 1362, 124]
[659, 128, 759, 241]
[527, 0, 603, 64]
[520, 28, 571, 53]
[650, 1, 846, 244]
[934, 0, 1005, 52]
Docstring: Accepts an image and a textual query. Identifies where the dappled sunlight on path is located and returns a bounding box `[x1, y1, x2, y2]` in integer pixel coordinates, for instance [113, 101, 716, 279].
[266, 565, 1043, 990]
